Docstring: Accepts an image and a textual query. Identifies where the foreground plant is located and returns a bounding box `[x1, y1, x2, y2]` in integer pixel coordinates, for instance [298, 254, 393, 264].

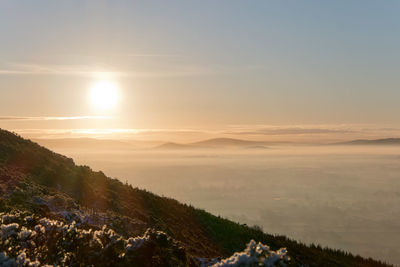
[0, 211, 289, 267]
[213, 240, 289, 267]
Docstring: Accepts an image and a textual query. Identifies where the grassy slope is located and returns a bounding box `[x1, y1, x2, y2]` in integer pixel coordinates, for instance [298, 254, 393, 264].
[0, 129, 391, 266]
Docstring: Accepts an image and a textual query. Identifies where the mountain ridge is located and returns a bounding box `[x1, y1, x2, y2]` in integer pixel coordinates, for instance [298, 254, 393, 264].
[154, 138, 270, 150]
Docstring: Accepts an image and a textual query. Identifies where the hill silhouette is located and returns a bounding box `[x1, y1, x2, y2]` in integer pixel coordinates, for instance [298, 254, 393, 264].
[0, 129, 390, 266]
[155, 138, 270, 150]
[336, 138, 400, 145]
[155, 142, 194, 150]
[191, 138, 268, 147]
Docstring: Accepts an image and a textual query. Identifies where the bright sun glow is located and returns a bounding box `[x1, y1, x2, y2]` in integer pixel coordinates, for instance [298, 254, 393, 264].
[90, 81, 119, 110]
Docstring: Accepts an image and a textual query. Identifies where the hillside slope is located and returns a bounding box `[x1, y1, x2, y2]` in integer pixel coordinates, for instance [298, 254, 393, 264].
[0, 129, 390, 266]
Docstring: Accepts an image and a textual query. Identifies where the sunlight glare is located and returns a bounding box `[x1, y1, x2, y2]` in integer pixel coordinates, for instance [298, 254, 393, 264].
[89, 81, 119, 110]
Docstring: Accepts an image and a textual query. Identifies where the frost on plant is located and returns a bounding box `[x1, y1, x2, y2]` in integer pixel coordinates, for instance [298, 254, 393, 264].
[0, 211, 191, 266]
[0, 211, 289, 267]
[212, 240, 289, 267]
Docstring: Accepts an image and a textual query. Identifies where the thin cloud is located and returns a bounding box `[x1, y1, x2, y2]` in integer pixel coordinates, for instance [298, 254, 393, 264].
[0, 116, 111, 121]
[9, 128, 214, 140]
[224, 124, 400, 137]
[227, 127, 356, 136]
[10, 128, 203, 134]
[124, 53, 179, 57]
[0, 62, 199, 78]
[0, 63, 125, 77]
[0, 63, 181, 78]
[0, 62, 261, 78]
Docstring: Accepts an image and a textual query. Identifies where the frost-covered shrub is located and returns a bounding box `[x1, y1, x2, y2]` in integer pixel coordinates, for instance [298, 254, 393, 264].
[0, 211, 289, 267]
[0, 212, 192, 267]
[1, 214, 17, 224]
[0, 223, 19, 239]
[212, 240, 289, 267]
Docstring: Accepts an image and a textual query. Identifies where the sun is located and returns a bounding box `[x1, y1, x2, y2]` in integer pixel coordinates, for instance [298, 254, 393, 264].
[89, 81, 119, 110]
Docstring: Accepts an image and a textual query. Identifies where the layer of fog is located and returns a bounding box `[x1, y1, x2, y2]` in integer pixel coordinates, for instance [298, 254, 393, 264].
[43, 144, 400, 265]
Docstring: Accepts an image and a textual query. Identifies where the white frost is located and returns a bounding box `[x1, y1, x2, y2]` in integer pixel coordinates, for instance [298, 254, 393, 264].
[213, 240, 289, 267]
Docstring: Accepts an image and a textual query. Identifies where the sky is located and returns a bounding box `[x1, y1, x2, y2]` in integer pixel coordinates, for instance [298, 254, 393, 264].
[1, 1, 400, 142]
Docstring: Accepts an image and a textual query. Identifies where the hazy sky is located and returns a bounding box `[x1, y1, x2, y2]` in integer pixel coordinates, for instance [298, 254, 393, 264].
[1, 1, 400, 141]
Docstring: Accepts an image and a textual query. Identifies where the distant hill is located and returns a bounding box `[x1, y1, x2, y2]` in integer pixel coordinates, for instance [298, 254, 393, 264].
[0, 129, 390, 266]
[154, 142, 194, 150]
[155, 138, 270, 150]
[191, 138, 268, 147]
[336, 138, 400, 145]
